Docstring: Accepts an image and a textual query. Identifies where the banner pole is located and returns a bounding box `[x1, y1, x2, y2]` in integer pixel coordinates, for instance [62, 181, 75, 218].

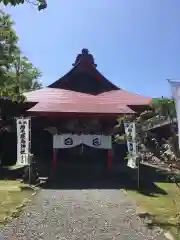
[29, 158, 31, 185]
[137, 159, 140, 189]
[29, 117, 31, 185]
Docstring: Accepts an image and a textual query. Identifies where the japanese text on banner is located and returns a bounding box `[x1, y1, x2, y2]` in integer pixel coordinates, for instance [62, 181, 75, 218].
[124, 121, 138, 169]
[16, 118, 30, 166]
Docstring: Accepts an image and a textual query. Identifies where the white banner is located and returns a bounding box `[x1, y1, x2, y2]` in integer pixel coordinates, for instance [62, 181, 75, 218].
[123, 121, 138, 169]
[16, 118, 30, 166]
[169, 80, 180, 149]
[53, 134, 112, 149]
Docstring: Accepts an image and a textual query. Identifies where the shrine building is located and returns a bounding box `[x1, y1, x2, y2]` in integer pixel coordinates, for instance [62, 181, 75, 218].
[0, 49, 152, 177]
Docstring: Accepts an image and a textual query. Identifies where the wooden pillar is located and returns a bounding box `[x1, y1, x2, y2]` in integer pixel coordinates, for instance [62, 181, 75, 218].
[107, 149, 113, 170]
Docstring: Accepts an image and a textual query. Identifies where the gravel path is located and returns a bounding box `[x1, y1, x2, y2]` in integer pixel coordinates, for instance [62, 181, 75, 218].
[1, 189, 165, 240]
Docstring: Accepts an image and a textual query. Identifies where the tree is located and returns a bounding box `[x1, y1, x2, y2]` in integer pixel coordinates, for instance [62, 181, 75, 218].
[0, 10, 20, 97]
[6, 55, 42, 102]
[115, 97, 178, 163]
[0, 10, 20, 78]
[0, 10, 42, 102]
[7, 55, 42, 91]
[150, 97, 176, 119]
[0, 0, 47, 11]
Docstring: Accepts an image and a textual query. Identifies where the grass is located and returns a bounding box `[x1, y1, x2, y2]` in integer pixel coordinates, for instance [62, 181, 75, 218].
[0, 180, 33, 226]
[126, 182, 180, 239]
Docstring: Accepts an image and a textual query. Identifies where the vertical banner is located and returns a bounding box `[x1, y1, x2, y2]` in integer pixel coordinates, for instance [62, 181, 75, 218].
[169, 80, 180, 149]
[123, 121, 138, 169]
[16, 118, 30, 166]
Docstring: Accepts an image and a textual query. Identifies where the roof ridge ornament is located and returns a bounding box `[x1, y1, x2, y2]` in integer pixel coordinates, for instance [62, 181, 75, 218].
[72, 48, 97, 67]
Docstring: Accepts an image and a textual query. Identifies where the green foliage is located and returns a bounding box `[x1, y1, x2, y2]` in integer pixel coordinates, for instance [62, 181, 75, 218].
[0, 10, 42, 103]
[1, 0, 24, 5]
[37, 0, 47, 10]
[150, 97, 176, 118]
[115, 97, 177, 161]
[0, 0, 47, 10]
[114, 134, 126, 142]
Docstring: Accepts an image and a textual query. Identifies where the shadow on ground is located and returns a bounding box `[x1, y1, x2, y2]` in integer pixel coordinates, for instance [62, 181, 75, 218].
[135, 181, 167, 197]
[41, 166, 168, 197]
[0, 163, 171, 196]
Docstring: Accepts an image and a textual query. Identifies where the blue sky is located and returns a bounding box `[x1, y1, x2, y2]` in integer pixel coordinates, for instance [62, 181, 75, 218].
[1, 0, 180, 98]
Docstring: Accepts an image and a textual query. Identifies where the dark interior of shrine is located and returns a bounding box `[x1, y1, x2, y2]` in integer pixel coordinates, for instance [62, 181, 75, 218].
[57, 145, 107, 171]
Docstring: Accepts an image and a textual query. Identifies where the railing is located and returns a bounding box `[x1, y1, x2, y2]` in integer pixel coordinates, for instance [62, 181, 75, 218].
[142, 115, 177, 131]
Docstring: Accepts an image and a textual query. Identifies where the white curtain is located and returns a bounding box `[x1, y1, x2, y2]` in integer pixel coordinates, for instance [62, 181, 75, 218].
[53, 134, 82, 148]
[16, 118, 30, 166]
[123, 121, 138, 169]
[169, 80, 180, 149]
[53, 134, 112, 149]
[83, 135, 112, 149]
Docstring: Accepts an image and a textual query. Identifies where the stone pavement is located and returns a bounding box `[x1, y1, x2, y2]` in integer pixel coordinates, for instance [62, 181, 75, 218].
[1, 189, 165, 240]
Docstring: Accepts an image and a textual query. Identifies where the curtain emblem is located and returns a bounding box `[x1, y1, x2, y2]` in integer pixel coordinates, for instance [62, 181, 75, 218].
[64, 137, 73, 145]
[92, 138, 101, 146]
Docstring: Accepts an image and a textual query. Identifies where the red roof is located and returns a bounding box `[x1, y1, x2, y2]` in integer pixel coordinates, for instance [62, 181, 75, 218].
[97, 90, 152, 105]
[25, 88, 151, 115]
[25, 49, 152, 116]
